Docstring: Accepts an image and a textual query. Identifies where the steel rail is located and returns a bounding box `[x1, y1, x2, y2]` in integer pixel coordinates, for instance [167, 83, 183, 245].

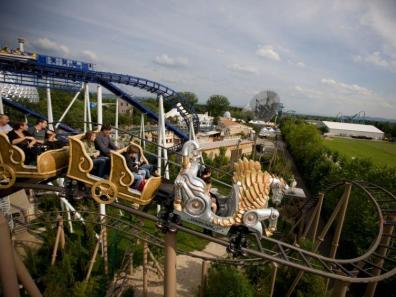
[7, 180, 396, 283]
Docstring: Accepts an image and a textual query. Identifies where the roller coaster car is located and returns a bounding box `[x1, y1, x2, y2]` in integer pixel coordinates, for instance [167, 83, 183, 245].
[0, 133, 69, 189]
[173, 141, 288, 239]
[66, 134, 161, 206]
[0, 48, 37, 61]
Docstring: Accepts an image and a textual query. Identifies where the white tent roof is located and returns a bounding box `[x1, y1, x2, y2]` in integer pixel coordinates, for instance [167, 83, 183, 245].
[322, 121, 384, 134]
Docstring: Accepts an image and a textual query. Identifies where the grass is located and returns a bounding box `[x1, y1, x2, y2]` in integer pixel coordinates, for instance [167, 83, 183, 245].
[323, 137, 396, 167]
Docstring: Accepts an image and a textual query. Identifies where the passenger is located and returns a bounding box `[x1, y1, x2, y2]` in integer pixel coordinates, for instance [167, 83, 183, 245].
[7, 122, 41, 165]
[81, 131, 107, 178]
[28, 119, 64, 149]
[122, 146, 144, 190]
[200, 167, 217, 213]
[125, 145, 156, 178]
[94, 124, 118, 157]
[0, 114, 12, 134]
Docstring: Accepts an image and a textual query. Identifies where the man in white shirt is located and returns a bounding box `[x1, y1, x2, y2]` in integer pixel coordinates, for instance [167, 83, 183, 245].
[0, 114, 12, 134]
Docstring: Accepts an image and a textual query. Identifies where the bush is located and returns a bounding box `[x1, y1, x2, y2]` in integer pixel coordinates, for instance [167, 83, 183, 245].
[205, 265, 254, 297]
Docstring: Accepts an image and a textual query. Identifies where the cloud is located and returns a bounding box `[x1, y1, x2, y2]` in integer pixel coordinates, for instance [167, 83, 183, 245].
[81, 49, 97, 61]
[153, 54, 189, 67]
[215, 48, 225, 54]
[227, 63, 258, 74]
[296, 61, 305, 67]
[353, 51, 396, 70]
[295, 85, 323, 98]
[321, 78, 372, 96]
[33, 37, 70, 56]
[256, 45, 281, 61]
[361, 2, 396, 51]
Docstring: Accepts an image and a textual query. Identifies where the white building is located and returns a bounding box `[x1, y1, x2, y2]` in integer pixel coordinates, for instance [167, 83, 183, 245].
[165, 108, 213, 128]
[118, 99, 132, 114]
[323, 121, 384, 140]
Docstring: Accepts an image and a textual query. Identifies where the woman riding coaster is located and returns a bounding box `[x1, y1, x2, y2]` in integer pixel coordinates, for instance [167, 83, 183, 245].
[7, 122, 42, 165]
[81, 131, 107, 178]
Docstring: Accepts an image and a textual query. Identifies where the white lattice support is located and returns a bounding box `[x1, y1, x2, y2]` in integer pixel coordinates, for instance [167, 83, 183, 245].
[56, 88, 82, 128]
[46, 82, 54, 130]
[97, 85, 103, 129]
[115, 98, 119, 146]
[0, 196, 13, 230]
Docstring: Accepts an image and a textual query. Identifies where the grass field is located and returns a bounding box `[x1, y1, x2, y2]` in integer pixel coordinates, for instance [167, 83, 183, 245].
[323, 137, 396, 168]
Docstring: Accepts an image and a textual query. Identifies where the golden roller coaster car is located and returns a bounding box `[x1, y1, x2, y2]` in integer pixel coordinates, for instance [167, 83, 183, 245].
[66, 134, 161, 206]
[0, 133, 69, 189]
[173, 141, 288, 242]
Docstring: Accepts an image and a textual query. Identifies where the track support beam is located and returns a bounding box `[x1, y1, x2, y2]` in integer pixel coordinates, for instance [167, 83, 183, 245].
[164, 230, 177, 297]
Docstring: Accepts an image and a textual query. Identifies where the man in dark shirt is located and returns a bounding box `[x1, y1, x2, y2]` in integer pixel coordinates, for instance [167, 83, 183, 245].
[94, 124, 118, 157]
[28, 119, 48, 143]
[94, 125, 118, 176]
[28, 119, 63, 149]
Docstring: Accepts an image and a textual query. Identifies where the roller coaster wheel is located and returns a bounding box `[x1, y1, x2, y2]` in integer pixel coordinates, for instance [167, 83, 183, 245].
[91, 180, 118, 205]
[227, 226, 249, 257]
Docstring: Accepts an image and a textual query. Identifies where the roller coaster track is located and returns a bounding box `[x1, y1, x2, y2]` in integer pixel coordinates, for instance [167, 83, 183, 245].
[7, 180, 396, 283]
[0, 57, 199, 140]
[1, 96, 77, 133]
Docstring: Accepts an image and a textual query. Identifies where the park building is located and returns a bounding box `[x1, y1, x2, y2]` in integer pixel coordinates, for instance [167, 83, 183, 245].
[165, 108, 214, 129]
[199, 138, 254, 161]
[218, 117, 255, 138]
[118, 99, 132, 114]
[150, 130, 181, 148]
[322, 121, 384, 140]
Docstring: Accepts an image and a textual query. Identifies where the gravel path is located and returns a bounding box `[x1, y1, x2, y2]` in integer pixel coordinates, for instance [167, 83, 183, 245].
[130, 242, 226, 297]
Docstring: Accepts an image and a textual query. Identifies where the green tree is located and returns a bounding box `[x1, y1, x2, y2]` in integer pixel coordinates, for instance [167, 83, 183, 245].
[205, 265, 254, 297]
[207, 95, 230, 117]
[179, 91, 199, 106]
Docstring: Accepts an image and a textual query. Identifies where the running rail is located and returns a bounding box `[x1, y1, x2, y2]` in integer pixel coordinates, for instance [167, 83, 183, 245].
[2, 97, 77, 133]
[7, 180, 396, 283]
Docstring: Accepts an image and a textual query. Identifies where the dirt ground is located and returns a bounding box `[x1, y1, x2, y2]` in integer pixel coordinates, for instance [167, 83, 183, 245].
[129, 242, 226, 297]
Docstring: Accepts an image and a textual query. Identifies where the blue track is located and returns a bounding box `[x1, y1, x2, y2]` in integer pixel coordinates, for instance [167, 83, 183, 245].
[2, 97, 76, 133]
[0, 55, 199, 140]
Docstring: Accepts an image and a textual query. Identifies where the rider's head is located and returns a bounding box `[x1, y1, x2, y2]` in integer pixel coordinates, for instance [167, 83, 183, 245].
[100, 124, 112, 136]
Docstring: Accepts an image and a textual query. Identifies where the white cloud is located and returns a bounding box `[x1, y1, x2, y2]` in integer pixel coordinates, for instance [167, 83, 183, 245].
[227, 63, 258, 74]
[362, 2, 396, 51]
[296, 61, 305, 67]
[215, 48, 225, 54]
[295, 85, 323, 98]
[153, 54, 189, 67]
[256, 45, 281, 61]
[33, 37, 70, 56]
[81, 50, 97, 61]
[320, 78, 337, 85]
[353, 51, 396, 70]
[321, 78, 372, 96]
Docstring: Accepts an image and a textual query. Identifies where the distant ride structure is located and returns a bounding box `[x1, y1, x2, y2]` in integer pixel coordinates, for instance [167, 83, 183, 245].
[245, 90, 283, 122]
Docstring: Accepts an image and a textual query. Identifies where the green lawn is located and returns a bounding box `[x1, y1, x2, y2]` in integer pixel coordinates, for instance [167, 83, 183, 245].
[323, 137, 396, 167]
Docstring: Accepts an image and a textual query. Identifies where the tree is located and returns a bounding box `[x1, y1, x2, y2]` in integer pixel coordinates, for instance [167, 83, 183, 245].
[205, 265, 254, 297]
[207, 95, 230, 117]
[178, 91, 199, 106]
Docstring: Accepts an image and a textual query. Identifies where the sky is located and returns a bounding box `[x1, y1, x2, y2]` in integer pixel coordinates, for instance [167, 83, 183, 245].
[0, 0, 396, 119]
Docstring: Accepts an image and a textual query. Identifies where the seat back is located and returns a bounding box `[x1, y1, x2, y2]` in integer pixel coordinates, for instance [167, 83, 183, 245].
[140, 176, 162, 204]
[67, 134, 94, 180]
[110, 142, 161, 205]
[110, 149, 135, 189]
[0, 133, 27, 167]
